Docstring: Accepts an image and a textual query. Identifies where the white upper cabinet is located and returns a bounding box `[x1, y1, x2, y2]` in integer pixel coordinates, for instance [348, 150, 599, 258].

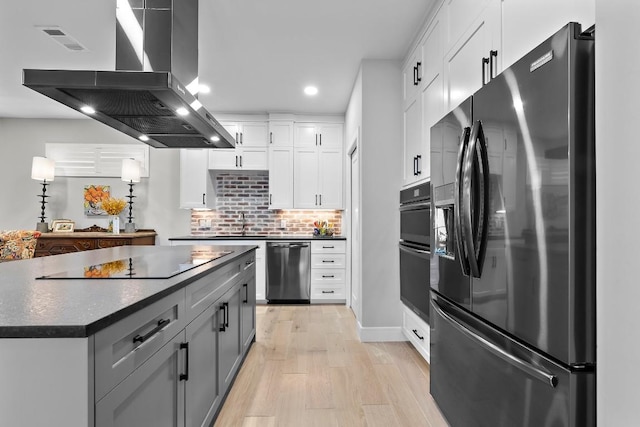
[403, 48, 422, 108]
[180, 149, 216, 209]
[294, 123, 343, 148]
[268, 121, 293, 146]
[210, 121, 269, 170]
[444, 0, 501, 111]
[268, 146, 294, 209]
[502, 0, 595, 70]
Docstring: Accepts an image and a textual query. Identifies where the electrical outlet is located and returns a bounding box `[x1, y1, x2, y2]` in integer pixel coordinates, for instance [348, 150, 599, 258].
[199, 219, 212, 228]
[280, 219, 287, 229]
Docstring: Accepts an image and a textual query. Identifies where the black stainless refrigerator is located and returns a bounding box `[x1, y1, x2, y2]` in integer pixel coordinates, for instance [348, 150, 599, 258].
[429, 23, 595, 427]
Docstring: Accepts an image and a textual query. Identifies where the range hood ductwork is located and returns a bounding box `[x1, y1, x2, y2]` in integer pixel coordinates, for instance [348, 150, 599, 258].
[23, 0, 235, 149]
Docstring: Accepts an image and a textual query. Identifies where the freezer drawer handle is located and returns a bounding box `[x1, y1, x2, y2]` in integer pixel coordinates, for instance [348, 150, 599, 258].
[432, 299, 558, 388]
[412, 329, 424, 340]
[133, 318, 170, 344]
[322, 275, 335, 278]
[322, 290, 335, 294]
[322, 260, 335, 263]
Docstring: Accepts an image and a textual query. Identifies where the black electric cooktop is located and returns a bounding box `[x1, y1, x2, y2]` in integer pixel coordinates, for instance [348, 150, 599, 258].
[37, 248, 233, 280]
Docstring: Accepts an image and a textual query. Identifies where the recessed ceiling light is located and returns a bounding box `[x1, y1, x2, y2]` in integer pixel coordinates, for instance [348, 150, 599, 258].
[210, 135, 220, 142]
[138, 135, 149, 142]
[80, 105, 95, 114]
[304, 86, 318, 96]
[176, 107, 189, 116]
[199, 84, 211, 94]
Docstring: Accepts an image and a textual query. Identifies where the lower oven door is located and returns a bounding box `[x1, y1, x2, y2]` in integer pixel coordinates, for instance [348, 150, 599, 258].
[399, 241, 431, 323]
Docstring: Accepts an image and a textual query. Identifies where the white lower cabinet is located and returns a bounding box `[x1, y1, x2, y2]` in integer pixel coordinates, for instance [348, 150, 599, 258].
[95, 251, 256, 427]
[310, 240, 347, 303]
[402, 304, 430, 363]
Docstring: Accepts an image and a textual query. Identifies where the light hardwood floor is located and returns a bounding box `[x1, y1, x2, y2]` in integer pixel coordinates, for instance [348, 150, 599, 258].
[214, 304, 448, 427]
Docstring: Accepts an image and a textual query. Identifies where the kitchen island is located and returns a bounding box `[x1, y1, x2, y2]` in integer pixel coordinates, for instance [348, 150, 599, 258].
[0, 244, 257, 427]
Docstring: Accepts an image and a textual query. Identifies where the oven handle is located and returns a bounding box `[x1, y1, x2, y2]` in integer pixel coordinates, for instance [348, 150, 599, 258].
[399, 201, 431, 212]
[399, 242, 431, 258]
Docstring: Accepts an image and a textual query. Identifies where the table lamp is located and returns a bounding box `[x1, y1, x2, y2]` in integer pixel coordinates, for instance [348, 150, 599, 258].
[121, 158, 141, 233]
[31, 156, 55, 233]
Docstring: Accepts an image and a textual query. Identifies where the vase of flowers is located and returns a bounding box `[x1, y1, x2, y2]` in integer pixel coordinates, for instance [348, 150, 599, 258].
[101, 197, 127, 234]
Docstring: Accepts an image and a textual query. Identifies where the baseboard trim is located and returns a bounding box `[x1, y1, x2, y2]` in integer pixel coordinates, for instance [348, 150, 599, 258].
[357, 322, 405, 342]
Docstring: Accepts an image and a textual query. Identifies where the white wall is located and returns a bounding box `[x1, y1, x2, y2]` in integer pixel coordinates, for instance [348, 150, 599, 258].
[345, 60, 403, 338]
[595, 1, 640, 424]
[0, 118, 191, 244]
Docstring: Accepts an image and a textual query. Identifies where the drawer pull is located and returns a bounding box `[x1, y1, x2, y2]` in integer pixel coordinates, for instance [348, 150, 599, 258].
[322, 275, 335, 278]
[322, 246, 335, 249]
[133, 318, 170, 344]
[322, 260, 335, 263]
[179, 342, 189, 381]
[322, 290, 335, 294]
[412, 329, 424, 341]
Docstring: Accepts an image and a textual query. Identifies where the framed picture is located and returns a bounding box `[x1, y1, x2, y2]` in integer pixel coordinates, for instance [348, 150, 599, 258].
[51, 220, 75, 233]
[84, 185, 110, 216]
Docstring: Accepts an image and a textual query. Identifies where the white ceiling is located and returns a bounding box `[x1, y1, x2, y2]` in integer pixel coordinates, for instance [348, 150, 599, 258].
[0, 0, 435, 119]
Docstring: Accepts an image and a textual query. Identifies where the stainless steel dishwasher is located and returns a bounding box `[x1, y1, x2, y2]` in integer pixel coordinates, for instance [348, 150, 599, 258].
[266, 241, 311, 303]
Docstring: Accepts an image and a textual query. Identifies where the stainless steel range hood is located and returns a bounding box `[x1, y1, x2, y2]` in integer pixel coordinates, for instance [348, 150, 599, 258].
[23, 0, 235, 149]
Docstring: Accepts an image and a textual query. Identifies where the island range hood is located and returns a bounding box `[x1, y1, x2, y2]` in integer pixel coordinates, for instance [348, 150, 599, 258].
[23, 0, 235, 149]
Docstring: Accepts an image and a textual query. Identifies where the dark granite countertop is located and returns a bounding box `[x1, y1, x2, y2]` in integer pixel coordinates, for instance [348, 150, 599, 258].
[169, 235, 347, 241]
[0, 244, 257, 338]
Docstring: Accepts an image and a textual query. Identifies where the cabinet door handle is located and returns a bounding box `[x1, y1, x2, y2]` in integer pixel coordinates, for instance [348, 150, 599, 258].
[490, 50, 498, 79]
[416, 61, 422, 83]
[413, 156, 417, 176]
[322, 259, 335, 263]
[236, 132, 239, 144]
[319, 194, 322, 205]
[315, 134, 318, 146]
[202, 193, 206, 205]
[322, 275, 335, 278]
[239, 155, 243, 168]
[219, 302, 228, 332]
[322, 290, 335, 294]
[269, 194, 272, 205]
[179, 342, 189, 381]
[416, 154, 422, 175]
[315, 194, 318, 205]
[319, 133, 322, 146]
[482, 57, 490, 85]
[270, 131, 273, 144]
[412, 329, 425, 340]
[243, 283, 249, 303]
[133, 318, 170, 344]
[235, 155, 239, 167]
[413, 66, 418, 85]
[240, 132, 243, 144]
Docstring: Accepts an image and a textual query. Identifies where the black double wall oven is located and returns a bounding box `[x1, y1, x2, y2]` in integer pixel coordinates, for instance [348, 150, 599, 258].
[399, 181, 431, 323]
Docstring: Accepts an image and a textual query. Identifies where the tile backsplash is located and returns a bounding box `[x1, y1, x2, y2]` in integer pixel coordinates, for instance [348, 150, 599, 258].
[190, 171, 342, 236]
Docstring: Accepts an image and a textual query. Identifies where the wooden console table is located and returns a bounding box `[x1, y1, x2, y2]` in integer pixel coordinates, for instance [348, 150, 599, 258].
[34, 228, 156, 257]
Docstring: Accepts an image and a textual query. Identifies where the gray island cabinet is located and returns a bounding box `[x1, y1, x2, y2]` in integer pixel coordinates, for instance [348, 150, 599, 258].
[0, 245, 257, 427]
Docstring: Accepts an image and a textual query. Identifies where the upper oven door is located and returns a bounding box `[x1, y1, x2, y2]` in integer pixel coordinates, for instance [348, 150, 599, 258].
[400, 201, 431, 246]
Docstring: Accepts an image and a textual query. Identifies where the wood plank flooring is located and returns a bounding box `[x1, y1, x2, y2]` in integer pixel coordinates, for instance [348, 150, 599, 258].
[214, 305, 448, 427]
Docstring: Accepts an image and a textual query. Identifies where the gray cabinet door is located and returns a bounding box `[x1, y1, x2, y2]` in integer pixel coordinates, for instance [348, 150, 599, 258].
[95, 332, 185, 427]
[184, 301, 221, 427]
[240, 274, 256, 352]
[218, 283, 242, 395]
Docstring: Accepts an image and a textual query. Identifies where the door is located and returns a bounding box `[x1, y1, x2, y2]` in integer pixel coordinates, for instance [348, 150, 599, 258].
[184, 304, 220, 427]
[470, 23, 595, 365]
[238, 147, 268, 170]
[95, 332, 185, 427]
[318, 147, 343, 208]
[430, 294, 595, 427]
[293, 147, 319, 208]
[268, 146, 294, 208]
[240, 274, 256, 351]
[218, 284, 242, 395]
[294, 123, 318, 147]
[269, 121, 293, 146]
[350, 146, 361, 320]
[238, 122, 268, 147]
[430, 98, 473, 310]
[403, 97, 421, 185]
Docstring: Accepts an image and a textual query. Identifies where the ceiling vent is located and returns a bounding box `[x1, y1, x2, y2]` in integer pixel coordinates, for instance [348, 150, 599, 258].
[35, 26, 87, 52]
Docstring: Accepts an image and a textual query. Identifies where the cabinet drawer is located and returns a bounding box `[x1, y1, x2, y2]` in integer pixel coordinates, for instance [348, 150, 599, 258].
[185, 259, 242, 323]
[311, 254, 346, 268]
[311, 240, 346, 254]
[95, 290, 185, 401]
[402, 306, 430, 361]
[311, 283, 345, 300]
[311, 268, 345, 284]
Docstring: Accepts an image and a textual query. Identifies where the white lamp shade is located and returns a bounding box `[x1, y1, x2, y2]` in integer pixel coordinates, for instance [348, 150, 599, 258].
[121, 158, 141, 183]
[31, 156, 55, 182]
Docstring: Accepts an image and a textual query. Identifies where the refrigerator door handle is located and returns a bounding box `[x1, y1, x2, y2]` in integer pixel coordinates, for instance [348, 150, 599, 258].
[432, 297, 559, 389]
[454, 127, 471, 276]
[462, 120, 490, 278]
